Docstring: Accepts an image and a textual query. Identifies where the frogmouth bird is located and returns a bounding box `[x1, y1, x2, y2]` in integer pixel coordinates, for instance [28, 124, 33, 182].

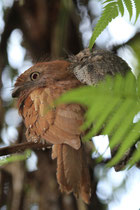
[12, 60, 91, 204]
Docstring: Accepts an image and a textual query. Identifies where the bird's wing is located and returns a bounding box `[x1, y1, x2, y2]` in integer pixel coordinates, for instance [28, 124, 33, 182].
[23, 80, 84, 150]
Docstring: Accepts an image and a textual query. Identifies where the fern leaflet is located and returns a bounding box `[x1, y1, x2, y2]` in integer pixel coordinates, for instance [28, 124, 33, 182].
[123, 0, 133, 19]
[117, 0, 124, 16]
[89, 1, 118, 49]
[134, 0, 140, 22]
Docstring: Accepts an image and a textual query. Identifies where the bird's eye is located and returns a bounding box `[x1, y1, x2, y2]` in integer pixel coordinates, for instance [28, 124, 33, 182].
[30, 72, 40, 81]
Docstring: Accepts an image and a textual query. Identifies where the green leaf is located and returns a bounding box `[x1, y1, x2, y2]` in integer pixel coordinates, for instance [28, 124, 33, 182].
[128, 142, 140, 167]
[123, 0, 133, 20]
[104, 0, 115, 4]
[89, 0, 140, 49]
[102, 100, 134, 135]
[0, 150, 31, 166]
[108, 105, 139, 149]
[59, 71, 140, 167]
[107, 121, 140, 167]
[118, 0, 124, 16]
[134, 0, 140, 22]
[89, 2, 118, 49]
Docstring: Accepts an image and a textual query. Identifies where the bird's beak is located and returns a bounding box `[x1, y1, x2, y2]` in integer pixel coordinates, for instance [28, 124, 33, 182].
[12, 86, 22, 98]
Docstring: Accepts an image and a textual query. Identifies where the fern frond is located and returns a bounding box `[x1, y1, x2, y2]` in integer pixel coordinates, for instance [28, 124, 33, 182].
[104, 0, 115, 4]
[89, 0, 140, 48]
[59, 71, 140, 167]
[134, 0, 140, 22]
[127, 142, 140, 167]
[123, 0, 133, 20]
[107, 120, 140, 167]
[117, 0, 125, 16]
[89, 1, 118, 49]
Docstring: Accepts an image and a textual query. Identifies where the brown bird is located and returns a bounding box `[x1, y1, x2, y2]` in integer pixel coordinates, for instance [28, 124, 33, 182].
[12, 60, 91, 203]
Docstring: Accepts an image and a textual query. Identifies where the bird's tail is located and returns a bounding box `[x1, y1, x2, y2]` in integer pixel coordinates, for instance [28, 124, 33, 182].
[52, 144, 91, 204]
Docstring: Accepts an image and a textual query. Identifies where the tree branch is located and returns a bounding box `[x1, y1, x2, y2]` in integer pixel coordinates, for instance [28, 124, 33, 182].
[0, 141, 52, 156]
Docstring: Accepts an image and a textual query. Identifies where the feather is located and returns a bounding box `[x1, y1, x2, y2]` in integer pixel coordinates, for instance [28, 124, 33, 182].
[53, 143, 91, 203]
[55, 105, 84, 135]
[51, 145, 58, 159]
[56, 144, 72, 193]
[35, 116, 49, 134]
[62, 144, 82, 197]
[80, 148, 91, 204]
[39, 89, 48, 117]
[44, 125, 81, 149]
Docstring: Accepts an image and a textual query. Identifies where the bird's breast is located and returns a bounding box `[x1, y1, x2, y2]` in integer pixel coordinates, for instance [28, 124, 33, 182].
[21, 81, 84, 149]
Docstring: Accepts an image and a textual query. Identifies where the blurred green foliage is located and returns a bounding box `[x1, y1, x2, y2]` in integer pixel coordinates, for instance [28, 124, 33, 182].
[59, 71, 140, 167]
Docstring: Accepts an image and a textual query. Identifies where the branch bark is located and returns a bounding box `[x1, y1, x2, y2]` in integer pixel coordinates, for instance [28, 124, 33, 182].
[0, 142, 52, 156]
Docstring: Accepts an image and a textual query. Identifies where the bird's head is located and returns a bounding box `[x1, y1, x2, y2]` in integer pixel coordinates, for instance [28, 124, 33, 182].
[12, 60, 71, 98]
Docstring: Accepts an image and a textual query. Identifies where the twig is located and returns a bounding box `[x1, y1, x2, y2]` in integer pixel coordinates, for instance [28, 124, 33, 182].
[0, 142, 52, 156]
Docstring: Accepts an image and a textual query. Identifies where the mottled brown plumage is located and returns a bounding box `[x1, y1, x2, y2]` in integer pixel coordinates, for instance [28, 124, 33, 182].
[12, 60, 91, 203]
